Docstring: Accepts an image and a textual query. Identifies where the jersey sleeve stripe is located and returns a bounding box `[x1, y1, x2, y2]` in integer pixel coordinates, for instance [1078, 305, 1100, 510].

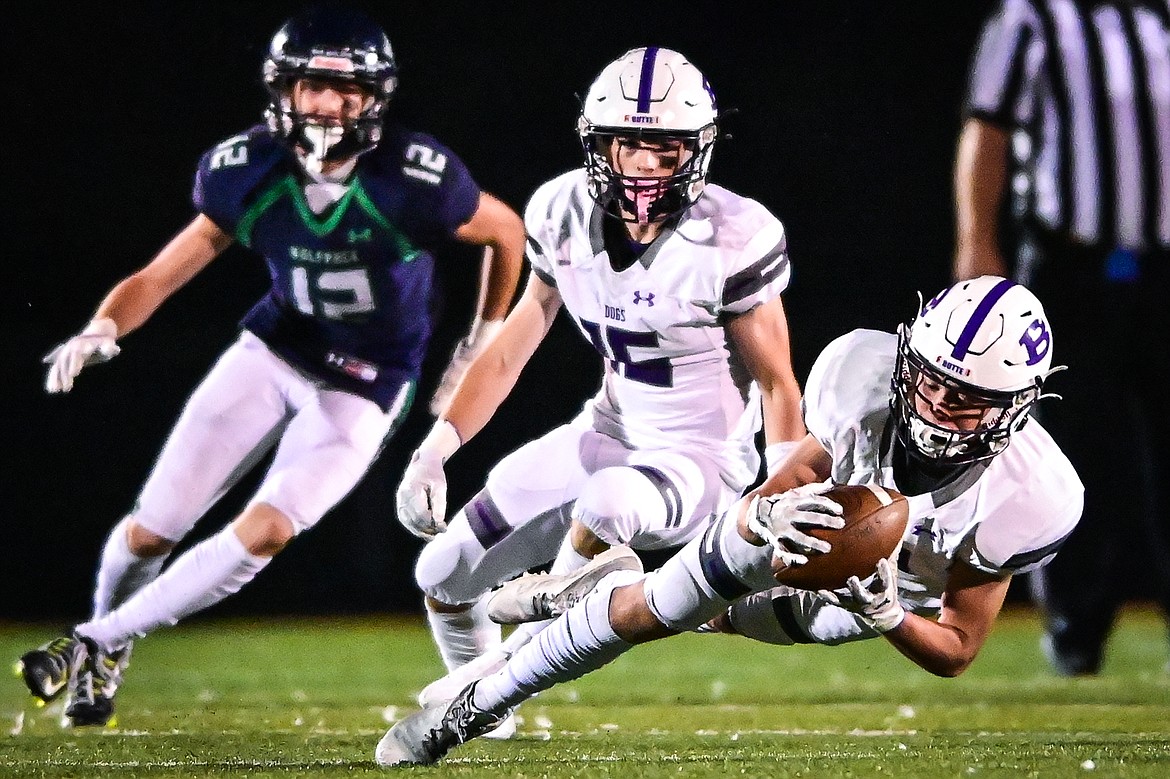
[721, 240, 790, 306]
[530, 265, 557, 288]
[1000, 529, 1074, 571]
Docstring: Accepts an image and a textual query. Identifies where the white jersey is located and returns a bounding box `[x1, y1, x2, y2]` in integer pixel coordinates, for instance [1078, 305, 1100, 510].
[524, 169, 792, 489]
[803, 329, 1083, 615]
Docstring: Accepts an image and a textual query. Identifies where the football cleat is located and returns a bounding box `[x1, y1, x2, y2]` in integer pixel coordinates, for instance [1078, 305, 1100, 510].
[66, 641, 131, 727]
[418, 647, 511, 708]
[486, 545, 643, 624]
[375, 682, 508, 766]
[16, 633, 89, 704]
[418, 648, 518, 740]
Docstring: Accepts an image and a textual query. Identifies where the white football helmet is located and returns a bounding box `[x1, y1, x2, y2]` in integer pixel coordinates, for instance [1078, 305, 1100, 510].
[578, 47, 718, 223]
[892, 275, 1062, 464]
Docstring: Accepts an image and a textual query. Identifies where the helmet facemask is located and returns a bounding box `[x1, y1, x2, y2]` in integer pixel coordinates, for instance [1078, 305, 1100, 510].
[580, 123, 717, 224]
[267, 73, 387, 172]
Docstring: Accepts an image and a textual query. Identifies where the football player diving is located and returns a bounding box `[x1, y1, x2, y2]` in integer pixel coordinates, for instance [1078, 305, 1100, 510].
[376, 274, 1084, 766]
[18, 4, 524, 728]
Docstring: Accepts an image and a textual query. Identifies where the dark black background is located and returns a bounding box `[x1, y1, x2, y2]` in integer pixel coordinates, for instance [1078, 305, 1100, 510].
[5, 1, 1001, 621]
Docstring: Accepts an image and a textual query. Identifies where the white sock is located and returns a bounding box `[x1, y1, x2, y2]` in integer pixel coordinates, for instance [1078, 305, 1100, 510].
[91, 517, 166, 623]
[426, 598, 501, 672]
[76, 528, 268, 650]
[472, 569, 643, 712]
[498, 537, 593, 656]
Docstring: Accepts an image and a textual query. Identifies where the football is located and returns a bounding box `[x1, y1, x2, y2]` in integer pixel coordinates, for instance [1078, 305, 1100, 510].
[771, 483, 908, 591]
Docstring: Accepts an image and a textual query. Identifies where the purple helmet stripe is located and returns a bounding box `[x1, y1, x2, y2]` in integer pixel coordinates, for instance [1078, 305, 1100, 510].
[951, 278, 1016, 359]
[636, 47, 659, 113]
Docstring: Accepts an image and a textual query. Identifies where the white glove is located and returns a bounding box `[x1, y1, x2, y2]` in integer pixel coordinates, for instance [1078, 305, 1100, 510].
[818, 556, 906, 633]
[746, 481, 845, 567]
[43, 318, 121, 393]
[428, 317, 504, 416]
[395, 420, 461, 540]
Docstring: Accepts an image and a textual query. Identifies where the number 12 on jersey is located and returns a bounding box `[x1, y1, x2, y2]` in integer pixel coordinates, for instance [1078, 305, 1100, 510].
[579, 318, 673, 388]
[291, 266, 375, 320]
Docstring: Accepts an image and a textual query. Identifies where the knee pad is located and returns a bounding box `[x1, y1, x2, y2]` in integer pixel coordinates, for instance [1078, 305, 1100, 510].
[414, 530, 467, 603]
[573, 467, 668, 545]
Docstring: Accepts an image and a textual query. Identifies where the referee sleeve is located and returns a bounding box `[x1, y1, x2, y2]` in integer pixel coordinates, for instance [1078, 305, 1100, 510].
[964, 0, 1039, 127]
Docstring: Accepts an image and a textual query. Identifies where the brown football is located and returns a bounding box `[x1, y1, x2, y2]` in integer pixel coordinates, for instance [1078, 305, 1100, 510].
[771, 483, 908, 591]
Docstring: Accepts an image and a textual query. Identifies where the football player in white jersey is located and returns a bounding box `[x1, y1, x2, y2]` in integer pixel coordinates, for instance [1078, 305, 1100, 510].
[394, 47, 807, 735]
[376, 275, 1084, 766]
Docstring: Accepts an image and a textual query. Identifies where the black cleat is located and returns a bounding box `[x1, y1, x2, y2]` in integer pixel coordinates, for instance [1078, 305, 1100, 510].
[375, 682, 509, 766]
[16, 633, 88, 704]
[66, 641, 131, 728]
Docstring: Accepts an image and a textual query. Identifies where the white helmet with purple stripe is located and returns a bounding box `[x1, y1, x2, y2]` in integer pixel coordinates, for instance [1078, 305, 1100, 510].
[578, 47, 719, 223]
[892, 275, 1062, 463]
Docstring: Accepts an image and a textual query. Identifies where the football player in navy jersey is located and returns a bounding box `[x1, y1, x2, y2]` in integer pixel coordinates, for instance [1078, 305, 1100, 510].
[18, 4, 523, 728]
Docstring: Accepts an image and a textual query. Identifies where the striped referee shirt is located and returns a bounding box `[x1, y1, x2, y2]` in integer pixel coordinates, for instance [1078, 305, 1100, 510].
[965, 0, 1170, 251]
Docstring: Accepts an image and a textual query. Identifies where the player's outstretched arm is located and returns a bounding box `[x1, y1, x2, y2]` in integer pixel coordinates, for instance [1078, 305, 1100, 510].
[44, 214, 233, 393]
[882, 560, 1012, 677]
[726, 297, 807, 473]
[429, 192, 526, 415]
[396, 272, 561, 539]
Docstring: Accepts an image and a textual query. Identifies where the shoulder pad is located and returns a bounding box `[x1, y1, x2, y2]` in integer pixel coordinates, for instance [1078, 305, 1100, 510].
[193, 125, 290, 234]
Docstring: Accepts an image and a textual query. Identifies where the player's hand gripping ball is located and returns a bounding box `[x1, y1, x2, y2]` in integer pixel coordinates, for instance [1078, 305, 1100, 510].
[771, 483, 908, 591]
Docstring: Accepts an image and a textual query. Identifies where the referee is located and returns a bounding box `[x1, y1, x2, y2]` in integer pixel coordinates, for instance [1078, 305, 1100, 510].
[953, 0, 1170, 675]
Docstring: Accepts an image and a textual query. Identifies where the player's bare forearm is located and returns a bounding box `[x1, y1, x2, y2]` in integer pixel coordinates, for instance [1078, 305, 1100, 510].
[441, 274, 561, 441]
[94, 214, 232, 336]
[881, 566, 1011, 677]
[454, 192, 525, 322]
[953, 118, 1010, 281]
[727, 297, 806, 445]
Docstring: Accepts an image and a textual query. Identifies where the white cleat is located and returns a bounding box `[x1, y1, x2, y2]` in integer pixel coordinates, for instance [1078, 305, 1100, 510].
[419, 648, 511, 708]
[419, 649, 517, 739]
[486, 545, 643, 624]
[375, 682, 508, 766]
[375, 704, 448, 766]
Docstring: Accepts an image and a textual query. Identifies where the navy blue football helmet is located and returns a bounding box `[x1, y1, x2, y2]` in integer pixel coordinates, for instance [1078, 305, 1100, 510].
[263, 5, 398, 163]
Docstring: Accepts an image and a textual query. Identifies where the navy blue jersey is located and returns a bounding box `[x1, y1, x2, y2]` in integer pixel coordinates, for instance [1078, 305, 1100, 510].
[193, 124, 481, 409]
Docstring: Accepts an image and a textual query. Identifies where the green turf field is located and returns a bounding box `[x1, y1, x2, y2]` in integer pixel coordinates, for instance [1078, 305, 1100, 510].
[2, 606, 1167, 778]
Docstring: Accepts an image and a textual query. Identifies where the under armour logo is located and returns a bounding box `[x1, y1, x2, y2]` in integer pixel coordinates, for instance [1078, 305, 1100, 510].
[633, 291, 655, 306]
[348, 228, 372, 244]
